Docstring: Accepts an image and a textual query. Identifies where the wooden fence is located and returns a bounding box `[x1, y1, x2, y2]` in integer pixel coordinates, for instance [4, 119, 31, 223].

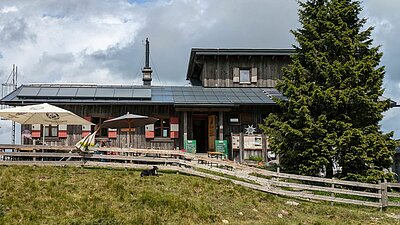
[1, 144, 400, 209]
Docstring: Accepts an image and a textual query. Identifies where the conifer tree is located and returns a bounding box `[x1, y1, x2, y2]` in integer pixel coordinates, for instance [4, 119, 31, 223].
[261, 0, 396, 182]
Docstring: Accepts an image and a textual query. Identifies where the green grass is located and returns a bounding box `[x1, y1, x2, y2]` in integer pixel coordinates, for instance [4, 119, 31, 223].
[0, 166, 400, 225]
[195, 168, 259, 185]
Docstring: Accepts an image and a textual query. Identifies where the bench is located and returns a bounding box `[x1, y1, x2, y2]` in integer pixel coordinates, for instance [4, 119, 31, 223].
[207, 151, 224, 160]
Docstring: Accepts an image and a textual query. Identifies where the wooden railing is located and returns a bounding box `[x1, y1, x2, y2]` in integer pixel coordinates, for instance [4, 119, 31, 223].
[1, 144, 399, 209]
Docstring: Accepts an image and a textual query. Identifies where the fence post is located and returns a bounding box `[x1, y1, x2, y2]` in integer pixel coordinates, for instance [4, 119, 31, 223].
[239, 132, 244, 164]
[382, 179, 388, 209]
[331, 180, 335, 206]
[378, 180, 382, 211]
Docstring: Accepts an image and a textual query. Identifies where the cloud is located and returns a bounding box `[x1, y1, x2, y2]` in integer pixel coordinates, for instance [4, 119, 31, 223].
[0, 18, 36, 47]
[0, 6, 18, 14]
[0, 0, 399, 141]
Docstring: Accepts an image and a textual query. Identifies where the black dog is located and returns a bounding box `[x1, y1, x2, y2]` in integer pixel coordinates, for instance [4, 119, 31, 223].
[140, 166, 159, 177]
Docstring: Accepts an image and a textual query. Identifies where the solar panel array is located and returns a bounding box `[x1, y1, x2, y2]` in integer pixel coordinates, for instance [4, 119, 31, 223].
[16, 85, 283, 105]
[171, 87, 277, 104]
[18, 86, 152, 99]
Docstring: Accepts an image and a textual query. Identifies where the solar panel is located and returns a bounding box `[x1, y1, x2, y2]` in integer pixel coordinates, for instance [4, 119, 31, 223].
[37, 88, 59, 97]
[195, 96, 207, 101]
[206, 96, 218, 101]
[133, 89, 151, 98]
[184, 95, 196, 101]
[172, 91, 184, 96]
[57, 88, 78, 97]
[264, 88, 281, 94]
[17, 87, 40, 97]
[76, 88, 96, 97]
[151, 94, 164, 101]
[163, 95, 174, 102]
[114, 89, 133, 98]
[95, 88, 115, 98]
[174, 96, 185, 102]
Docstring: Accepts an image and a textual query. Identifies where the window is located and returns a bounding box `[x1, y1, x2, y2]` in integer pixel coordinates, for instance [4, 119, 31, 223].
[44, 125, 58, 137]
[240, 69, 250, 83]
[155, 118, 170, 138]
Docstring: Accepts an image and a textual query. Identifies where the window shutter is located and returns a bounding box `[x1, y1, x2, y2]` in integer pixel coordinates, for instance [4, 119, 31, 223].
[82, 124, 91, 137]
[145, 124, 155, 139]
[32, 124, 41, 138]
[170, 117, 179, 139]
[251, 67, 258, 83]
[82, 116, 92, 137]
[108, 128, 117, 138]
[233, 68, 240, 83]
[58, 125, 67, 138]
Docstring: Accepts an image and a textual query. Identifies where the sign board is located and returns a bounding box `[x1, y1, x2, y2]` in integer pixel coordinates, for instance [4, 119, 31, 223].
[215, 140, 228, 156]
[121, 128, 136, 132]
[244, 135, 263, 149]
[184, 140, 197, 153]
[232, 135, 240, 149]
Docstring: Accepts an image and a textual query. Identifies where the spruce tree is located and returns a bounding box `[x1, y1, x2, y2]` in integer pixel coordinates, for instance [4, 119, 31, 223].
[261, 0, 396, 182]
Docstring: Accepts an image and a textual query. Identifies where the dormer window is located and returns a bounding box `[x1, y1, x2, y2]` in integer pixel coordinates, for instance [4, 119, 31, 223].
[233, 67, 258, 84]
[239, 69, 251, 83]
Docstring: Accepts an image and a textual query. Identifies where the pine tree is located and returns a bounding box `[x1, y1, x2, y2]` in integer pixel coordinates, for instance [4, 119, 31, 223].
[260, 0, 396, 182]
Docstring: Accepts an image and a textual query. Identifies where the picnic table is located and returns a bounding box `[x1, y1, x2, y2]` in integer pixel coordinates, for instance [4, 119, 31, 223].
[207, 151, 225, 160]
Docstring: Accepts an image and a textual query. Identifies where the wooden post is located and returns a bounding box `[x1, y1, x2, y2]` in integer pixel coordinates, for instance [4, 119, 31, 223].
[378, 180, 382, 211]
[381, 179, 388, 209]
[218, 111, 223, 141]
[183, 111, 188, 146]
[331, 181, 335, 206]
[262, 134, 267, 164]
[239, 132, 244, 164]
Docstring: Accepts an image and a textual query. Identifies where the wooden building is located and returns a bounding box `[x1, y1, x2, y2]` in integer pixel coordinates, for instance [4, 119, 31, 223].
[0, 46, 295, 156]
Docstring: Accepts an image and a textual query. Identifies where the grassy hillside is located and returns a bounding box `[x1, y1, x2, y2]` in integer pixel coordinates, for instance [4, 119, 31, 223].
[0, 166, 399, 225]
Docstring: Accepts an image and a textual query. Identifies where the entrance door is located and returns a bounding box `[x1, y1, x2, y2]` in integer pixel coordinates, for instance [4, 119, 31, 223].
[193, 117, 207, 153]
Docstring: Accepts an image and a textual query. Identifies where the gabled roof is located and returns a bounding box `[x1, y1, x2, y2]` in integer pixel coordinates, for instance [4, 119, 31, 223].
[186, 48, 296, 80]
[0, 84, 283, 107]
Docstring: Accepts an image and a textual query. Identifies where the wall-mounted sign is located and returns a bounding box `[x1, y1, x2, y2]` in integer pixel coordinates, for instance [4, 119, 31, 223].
[230, 118, 239, 123]
[121, 128, 136, 132]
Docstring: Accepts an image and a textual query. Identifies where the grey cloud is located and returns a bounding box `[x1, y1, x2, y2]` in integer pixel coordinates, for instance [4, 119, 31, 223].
[0, 18, 36, 46]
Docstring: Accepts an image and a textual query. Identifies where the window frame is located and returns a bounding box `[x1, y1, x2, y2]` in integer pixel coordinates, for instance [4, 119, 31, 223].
[44, 125, 58, 137]
[239, 69, 251, 84]
[154, 117, 170, 138]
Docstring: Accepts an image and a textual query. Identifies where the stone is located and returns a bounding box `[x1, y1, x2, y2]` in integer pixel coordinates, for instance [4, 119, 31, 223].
[222, 219, 229, 224]
[238, 212, 243, 216]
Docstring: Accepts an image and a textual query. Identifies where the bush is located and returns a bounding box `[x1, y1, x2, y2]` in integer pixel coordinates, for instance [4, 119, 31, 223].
[248, 156, 263, 162]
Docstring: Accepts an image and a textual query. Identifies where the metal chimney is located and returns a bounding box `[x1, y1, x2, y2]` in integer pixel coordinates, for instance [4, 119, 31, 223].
[142, 38, 152, 86]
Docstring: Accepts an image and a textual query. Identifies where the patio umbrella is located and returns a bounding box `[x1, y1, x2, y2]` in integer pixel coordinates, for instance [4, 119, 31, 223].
[101, 113, 158, 148]
[75, 128, 99, 151]
[0, 103, 94, 144]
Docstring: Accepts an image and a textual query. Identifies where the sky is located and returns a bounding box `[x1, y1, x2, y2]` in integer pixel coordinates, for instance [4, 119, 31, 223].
[0, 0, 399, 143]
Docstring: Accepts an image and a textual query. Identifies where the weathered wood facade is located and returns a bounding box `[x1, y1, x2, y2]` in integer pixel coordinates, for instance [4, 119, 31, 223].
[187, 49, 294, 87]
[1, 48, 293, 158]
